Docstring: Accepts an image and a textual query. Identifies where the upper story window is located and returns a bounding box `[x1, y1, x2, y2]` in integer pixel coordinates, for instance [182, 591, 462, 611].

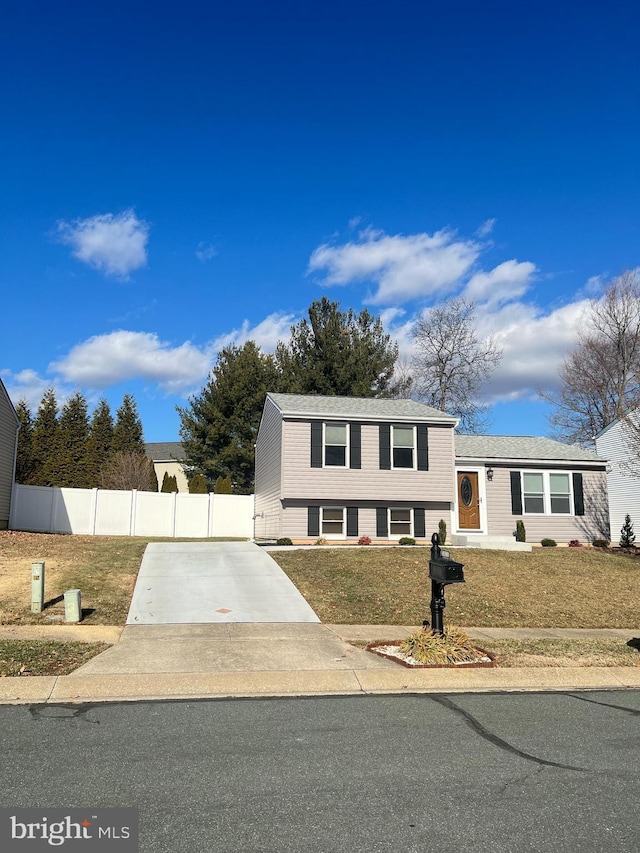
[392, 425, 415, 469]
[522, 471, 572, 515]
[324, 423, 348, 467]
[311, 421, 361, 470]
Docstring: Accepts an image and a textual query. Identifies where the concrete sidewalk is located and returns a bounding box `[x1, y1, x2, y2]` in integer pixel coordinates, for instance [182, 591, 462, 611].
[0, 624, 638, 705]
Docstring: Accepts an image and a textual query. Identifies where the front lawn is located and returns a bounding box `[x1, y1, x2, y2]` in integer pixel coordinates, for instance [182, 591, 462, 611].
[272, 546, 640, 627]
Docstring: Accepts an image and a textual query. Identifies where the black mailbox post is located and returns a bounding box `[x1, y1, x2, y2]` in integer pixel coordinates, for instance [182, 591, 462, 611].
[428, 533, 465, 636]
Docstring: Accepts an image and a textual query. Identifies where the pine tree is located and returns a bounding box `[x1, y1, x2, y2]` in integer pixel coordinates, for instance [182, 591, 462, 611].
[161, 472, 178, 493]
[112, 394, 145, 455]
[178, 341, 280, 494]
[214, 474, 232, 494]
[619, 514, 636, 548]
[188, 473, 208, 494]
[85, 398, 114, 486]
[30, 388, 60, 486]
[57, 391, 90, 487]
[14, 399, 35, 484]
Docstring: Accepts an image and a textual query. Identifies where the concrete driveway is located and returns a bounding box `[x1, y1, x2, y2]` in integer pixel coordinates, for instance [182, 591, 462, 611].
[126, 541, 320, 625]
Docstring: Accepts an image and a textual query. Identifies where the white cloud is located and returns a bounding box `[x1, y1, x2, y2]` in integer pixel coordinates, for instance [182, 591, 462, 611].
[1, 369, 71, 411]
[464, 260, 537, 307]
[50, 331, 215, 394]
[212, 312, 297, 353]
[57, 209, 149, 278]
[195, 242, 218, 262]
[308, 227, 481, 305]
[475, 218, 496, 238]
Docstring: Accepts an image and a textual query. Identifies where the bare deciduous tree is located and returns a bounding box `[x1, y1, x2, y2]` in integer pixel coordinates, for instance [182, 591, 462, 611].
[411, 298, 502, 433]
[547, 270, 640, 446]
[100, 451, 158, 491]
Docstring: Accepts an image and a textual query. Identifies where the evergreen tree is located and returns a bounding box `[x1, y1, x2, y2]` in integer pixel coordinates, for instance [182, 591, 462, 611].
[30, 388, 60, 486]
[14, 399, 35, 484]
[188, 473, 208, 494]
[112, 394, 145, 455]
[85, 398, 114, 486]
[619, 514, 635, 548]
[214, 474, 233, 494]
[161, 472, 178, 493]
[57, 391, 90, 487]
[178, 341, 280, 494]
[275, 296, 400, 397]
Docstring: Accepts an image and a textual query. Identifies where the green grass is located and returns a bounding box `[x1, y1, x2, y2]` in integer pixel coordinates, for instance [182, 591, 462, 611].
[0, 640, 109, 676]
[272, 546, 640, 627]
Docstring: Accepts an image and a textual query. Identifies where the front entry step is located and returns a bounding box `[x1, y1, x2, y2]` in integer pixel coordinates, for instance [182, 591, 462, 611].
[451, 534, 532, 552]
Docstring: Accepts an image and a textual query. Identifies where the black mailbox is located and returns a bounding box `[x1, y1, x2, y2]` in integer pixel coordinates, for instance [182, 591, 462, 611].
[429, 550, 465, 584]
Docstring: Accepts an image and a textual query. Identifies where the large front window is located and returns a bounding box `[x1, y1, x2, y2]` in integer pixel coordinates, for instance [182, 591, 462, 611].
[392, 426, 415, 469]
[523, 471, 573, 515]
[324, 423, 348, 467]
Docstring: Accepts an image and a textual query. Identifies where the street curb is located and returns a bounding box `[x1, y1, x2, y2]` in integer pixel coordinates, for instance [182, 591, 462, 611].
[1, 666, 639, 705]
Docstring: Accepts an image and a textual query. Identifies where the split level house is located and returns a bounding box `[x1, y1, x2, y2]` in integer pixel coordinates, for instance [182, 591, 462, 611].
[0, 378, 19, 530]
[254, 393, 610, 547]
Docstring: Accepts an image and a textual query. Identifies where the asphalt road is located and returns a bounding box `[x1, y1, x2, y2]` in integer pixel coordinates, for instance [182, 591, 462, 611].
[1, 691, 639, 852]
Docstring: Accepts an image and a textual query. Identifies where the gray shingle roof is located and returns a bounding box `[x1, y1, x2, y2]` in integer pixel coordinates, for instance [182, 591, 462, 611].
[454, 434, 603, 463]
[267, 393, 457, 423]
[145, 442, 186, 461]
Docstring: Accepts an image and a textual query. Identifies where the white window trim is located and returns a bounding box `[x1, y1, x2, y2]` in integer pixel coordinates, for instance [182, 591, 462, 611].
[388, 506, 414, 539]
[391, 424, 417, 471]
[323, 422, 350, 469]
[321, 505, 346, 539]
[521, 470, 574, 516]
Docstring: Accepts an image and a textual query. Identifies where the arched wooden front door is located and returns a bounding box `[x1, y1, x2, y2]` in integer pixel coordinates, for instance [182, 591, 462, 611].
[457, 471, 480, 530]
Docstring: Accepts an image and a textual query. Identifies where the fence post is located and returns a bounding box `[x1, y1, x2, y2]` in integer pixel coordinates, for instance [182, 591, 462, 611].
[129, 490, 137, 537]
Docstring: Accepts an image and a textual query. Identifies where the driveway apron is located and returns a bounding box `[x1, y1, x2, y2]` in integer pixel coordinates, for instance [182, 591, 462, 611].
[126, 541, 320, 625]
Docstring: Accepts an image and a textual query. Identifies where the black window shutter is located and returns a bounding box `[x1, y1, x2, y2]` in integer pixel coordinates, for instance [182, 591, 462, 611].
[417, 425, 429, 470]
[308, 506, 320, 537]
[346, 507, 359, 537]
[376, 507, 388, 537]
[310, 421, 323, 468]
[350, 423, 361, 469]
[572, 473, 585, 516]
[414, 507, 426, 538]
[379, 424, 391, 469]
[510, 471, 523, 515]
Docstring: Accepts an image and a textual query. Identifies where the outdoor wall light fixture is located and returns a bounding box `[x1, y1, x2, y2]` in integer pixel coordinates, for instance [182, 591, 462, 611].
[486, 466, 494, 481]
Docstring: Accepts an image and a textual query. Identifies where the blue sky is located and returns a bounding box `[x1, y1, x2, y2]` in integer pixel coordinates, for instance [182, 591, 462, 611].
[2, 1, 639, 441]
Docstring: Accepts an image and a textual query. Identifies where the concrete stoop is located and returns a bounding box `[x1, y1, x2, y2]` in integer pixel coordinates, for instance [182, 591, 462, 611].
[450, 534, 532, 551]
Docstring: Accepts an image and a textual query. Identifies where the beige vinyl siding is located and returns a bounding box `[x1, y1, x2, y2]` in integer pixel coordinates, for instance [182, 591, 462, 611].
[254, 396, 284, 539]
[484, 466, 609, 544]
[0, 389, 18, 529]
[282, 500, 451, 541]
[281, 420, 455, 502]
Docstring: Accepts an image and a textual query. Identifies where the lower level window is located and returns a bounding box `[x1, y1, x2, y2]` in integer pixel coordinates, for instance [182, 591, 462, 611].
[322, 507, 345, 536]
[389, 507, 412, 536]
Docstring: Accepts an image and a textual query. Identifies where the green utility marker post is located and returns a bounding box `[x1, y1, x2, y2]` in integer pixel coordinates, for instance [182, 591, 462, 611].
[64, 589, 82, 623]
[31, 561, 45, 613]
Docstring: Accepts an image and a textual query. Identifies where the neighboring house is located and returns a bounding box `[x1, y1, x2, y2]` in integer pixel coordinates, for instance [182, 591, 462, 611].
[0, 379, 19, 530]
[594, 415, 640, 541]
[254, 393, 610, 546]
[145, 442, 189, 492]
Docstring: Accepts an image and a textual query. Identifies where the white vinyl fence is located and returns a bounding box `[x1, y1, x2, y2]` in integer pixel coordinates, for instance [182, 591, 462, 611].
[10, 484, 255, 539]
